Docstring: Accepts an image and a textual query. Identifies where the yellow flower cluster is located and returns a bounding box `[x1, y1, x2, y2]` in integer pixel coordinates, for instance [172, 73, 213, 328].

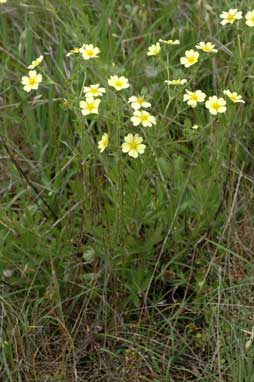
[21, 5, 248, 160]
[97, 74, 155, 158]
[77, 66, 147, 158]
[161, 19, 245, 119]
[21, 55, 44, 92]
[182, 88, 244, 115]
[80, 83, 106, 116]
[66, 43, 100, 60]
[179, 41, 217, 69]
[147, 37, 180, 56]
[220, 9, 254, 27]
[120, 93, 158, 157]
[79, 95, 101, 116]
[66, 43, 145, 156]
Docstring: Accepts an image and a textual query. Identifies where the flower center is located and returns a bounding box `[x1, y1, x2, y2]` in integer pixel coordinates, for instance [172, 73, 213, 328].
[190, 94, 198, 101]
[230, 95, 237, 101]
[87, 103, 95, 111]
[86, 50, 94, 57]
[227, 14, 235, 22]
[136, 97, 144, 105]
[90, 88, 98, 94]
[212, 102, 220, 110]
[187, 56, 195, 63]
[29, 78, 36, 85]
[140, 114, 148, 122]
[115, 80, 123, 87]
[203, 46, 211, 52]
[130, 142, 138, 150]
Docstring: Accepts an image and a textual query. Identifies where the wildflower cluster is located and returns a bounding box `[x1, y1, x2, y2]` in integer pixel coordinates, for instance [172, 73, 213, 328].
[123, 94, 156, 157]
[160, 15, 245, 117]
[181, 86, 244, 115]
[147, 37, 179, 57]
[107, 76, 150, 158]
[80, 81, 107, 149]
[20, 7, 247, 159]
[68, 43, 147, 158]
[21, 55, 43, 92]
[220, 8, 254, 27]
[66, 43, 100, 59]
[80, 84, 105, 116]
[67, 42, 157, 158]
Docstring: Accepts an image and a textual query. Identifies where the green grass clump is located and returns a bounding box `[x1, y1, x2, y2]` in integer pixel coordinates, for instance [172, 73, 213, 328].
[1, 1, 254, 381]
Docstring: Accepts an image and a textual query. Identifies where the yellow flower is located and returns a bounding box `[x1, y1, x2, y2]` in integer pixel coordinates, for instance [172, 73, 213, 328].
[223, 90, 245, 103]
[165, 79, 187, 86]
[159, 39, 180, 45]
[79, 96, 101, 115]
[0, 0, 7, 4]
[121, 133, 146, 158]
[131, 110, 156, 127]
[128, 96, 151, 110]
[205, 96, 227, 115]
[98, 133, 108, 152]
[108, 75, 130, 91]
[83, 84, 106, 97]
[192, 125, 199, 130]
[80, 44, 100, 60]
[195, 42, 218, 53]
[245, 11, 254, 27]
[21, 70, 42, 92]
[180, 50, 199, 68]
[220, 9, 242, 25]
[28, 55, 44, 69]
[66, 47, 81, 57]
[183, 90, 206, 108]
[147, 42, 161, 56]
